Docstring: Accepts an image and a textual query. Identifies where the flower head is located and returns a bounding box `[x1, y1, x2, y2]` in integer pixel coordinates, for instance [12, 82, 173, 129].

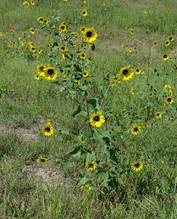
[29, 27, 36, 35]
[81, 9, 88, 17]
[44, 66, 58, 80]
[131, 161, 144, 172]
[82, 70, 90, 78]
[86, 160, 97, 172]
[22, 1, 30, 8]
[36, 157, 48, 164]
[155, 112, 162, 119]
[40, 120, 55, 137]
[59, 22, 68, 32]
[82, 27, 97, 43]
[89, 112, 105, 127]
[162, 54, 170, 61]
[165, 96, 173, 105]
[131, 124, 142, 136]
[37, 16, 45, 24]
[119, 66, 134, 81]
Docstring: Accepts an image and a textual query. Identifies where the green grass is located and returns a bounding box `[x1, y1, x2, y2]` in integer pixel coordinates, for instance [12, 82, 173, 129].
[1, 0, 177, 218]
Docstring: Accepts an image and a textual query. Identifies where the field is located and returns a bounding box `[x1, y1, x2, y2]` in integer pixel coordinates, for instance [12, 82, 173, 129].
[1, 0, 177, 218]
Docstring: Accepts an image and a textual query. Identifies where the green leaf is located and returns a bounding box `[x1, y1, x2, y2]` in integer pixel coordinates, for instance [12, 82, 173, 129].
[87, 98, 98, 109]
[72, 105, 81, 117]
[109, 149, 118, 163]
[68, 146, 81, 155]
[93, 129, 111, 145]
[77, 177, 89, 186]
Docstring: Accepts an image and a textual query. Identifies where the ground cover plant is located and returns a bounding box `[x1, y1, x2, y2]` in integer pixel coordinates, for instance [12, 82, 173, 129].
[1, 0, 177, 218]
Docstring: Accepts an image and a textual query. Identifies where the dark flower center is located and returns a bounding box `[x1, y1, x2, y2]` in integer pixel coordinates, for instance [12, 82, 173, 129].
[40, 66, 44, 71]
[122, 69, 129, 75]
[88, 163, 94, 168]
[167, 97, 172, 102]
[133, 127, 138, 132]
[47, 69, 54, 75]
[93, 116, 100, 122]
[45, 127, 51, 132]
[163, 55, 167, 58]
[134, 163, 140, 168]
[61, 25, 65, 30]
[86, 31, 93, 37]
[40, 158, 46, 162]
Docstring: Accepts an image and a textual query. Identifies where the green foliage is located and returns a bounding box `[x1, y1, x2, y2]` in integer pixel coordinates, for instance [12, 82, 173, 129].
[1, 0, 177, 218]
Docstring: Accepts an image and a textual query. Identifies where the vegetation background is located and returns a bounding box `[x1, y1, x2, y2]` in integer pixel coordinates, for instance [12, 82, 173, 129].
[0, 0, 177, 218]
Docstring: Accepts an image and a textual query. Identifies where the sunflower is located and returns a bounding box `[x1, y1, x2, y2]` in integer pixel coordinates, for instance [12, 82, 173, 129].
[37, 64, 46, 76]
[80, 51, 86, 60]
[44, 66, 58, 80]
[89, 112, 105, 127]
[43, 19, 49, 25]
[22, 1, 30, 8]
[165, 96, 174, 105]
[119, 66, 134, 81]
[71, 32, 78, 38]
[143, 123, 150, 128]
[59, 22, 68, 32]
[174, 64, 177, 70]
[81, 184, 92, 192]
[155, 112, 162, 119]
[35, 72, 41, 80]
[7, 40, 16, 47]
[131, 124, 142, 136]
[86, 160, 97, 172]
[164, 84, 173, 94]
[135, 68, 142, 75]
[162, 54, 170, 61]
[30, 0, 35, 5]
[127, 47, 136, 53]
[131, 161, 144, 172]
[82, 70, 90, 78]
[36, 157, 48, 164]
[60, 44, 67, 53]
[168, 35, 174, 42]
[37, 48, 43, 54]
[81, 9, 88, 17]
[40, 120, 55, 137]
[109, 75, 121, 87]
[80, 26, 86, 34]
[29, 27, 36, 35]
[127, 28, 134, 35]
[37, 16, 45, 24]
[74, 80, 81, 86]
[82, 27, 97, 43]
[28, 44, 36, 53]
[165, 40, 170, 47]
